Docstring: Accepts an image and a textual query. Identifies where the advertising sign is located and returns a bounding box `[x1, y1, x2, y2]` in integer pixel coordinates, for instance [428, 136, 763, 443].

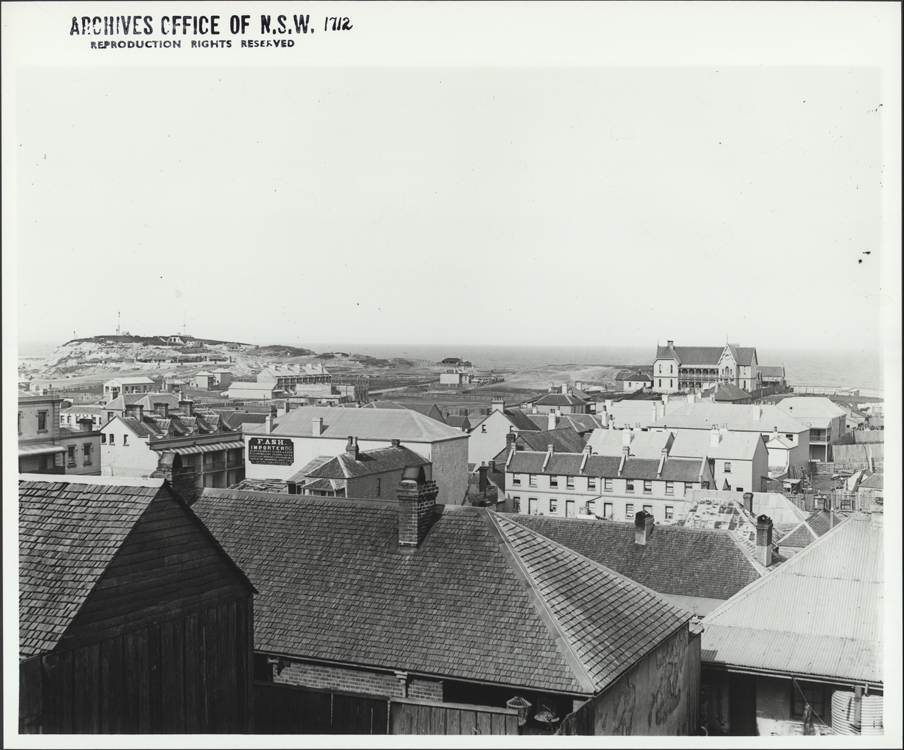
[248, 437, 294, 466]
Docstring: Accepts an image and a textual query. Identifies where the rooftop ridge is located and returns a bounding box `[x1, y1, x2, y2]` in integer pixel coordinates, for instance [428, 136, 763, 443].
[484, 511, 597, 694]
[19, 473, 164, 488]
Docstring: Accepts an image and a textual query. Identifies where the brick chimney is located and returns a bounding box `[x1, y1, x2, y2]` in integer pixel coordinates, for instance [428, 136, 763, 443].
[179, 399, 194, 417]
[491, 398, 505, 414]
[742, 492, 754, 517]
[755, 514, 773, 566]
[154, 402, 169, 418]
[547, 412, 557, 430]
[667, 340, 674, 348]
[152, 452, 200, 506]
[635, 510, 655, 546]
[505, 432, 517, 451]
[78, 417, 94, 432]
[397, 466, 439, 553]
[710, 425, 721, 447]
[391, 438, 401, 448]
[346, 436, 359, 460]
[312, 417, 324, 435]
[477, 462, 489, 492]
[125, 403, 144, 421]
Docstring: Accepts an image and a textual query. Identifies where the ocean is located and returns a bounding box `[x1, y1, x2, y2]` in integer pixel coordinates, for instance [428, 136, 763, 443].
[18, 340, 885, 395]
[294, 343, 886, 395]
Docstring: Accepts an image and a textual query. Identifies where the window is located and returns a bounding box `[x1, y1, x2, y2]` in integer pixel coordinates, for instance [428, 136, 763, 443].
[603, 502, 613, 519]
[670, 364, 673, 374]
[512, 496, 521, 513]
[724, 462, 732, 473]
[791, 681, 825, 719]
[665, 505, 674, 520]
[528, 474, 537, 488]
[376, 478, 382, 497]
[658, 365, 662, 373]
[123, 434, 129, 446]
[670, 379, 673, 389]
[549, 499, 558, 513]
[37, 411, 47, 431]
[643, 480, 652, 494]
[625, 503, 634, 517]
[108, 412, 114, 422]
[665, 481, 674, 495]
[588, 477, 597, 490]
[83, 444, 92, 466]
[684, 482, 693, 494]
[785, 434, 794, 441]
[626, 479, 635, 493]
[67, 446, 76, 467]
[604, 478, 613, 492]
[566, 476, 574, 489]
[481, 425, 487, 433]
[101, 433, 107, 444]
[109, 434, 115, 445]
[18, 412, 23, 434]
[702, 481, 710, 490]
[512, 475, 521, 486]
[643, 504, 653, 514]
[549, 476, 558, 488]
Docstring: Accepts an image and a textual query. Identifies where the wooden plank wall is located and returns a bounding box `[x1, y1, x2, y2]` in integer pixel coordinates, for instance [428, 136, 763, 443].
[60, 492, 250, 652]
[23, 597, 253, 734]
[390, 699, 518, 735]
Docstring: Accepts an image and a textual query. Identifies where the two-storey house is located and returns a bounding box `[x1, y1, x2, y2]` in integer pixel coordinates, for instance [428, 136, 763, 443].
[18, 390, 101, 476]
[653, 341, 759, 394]
[773, 397, 846, 462]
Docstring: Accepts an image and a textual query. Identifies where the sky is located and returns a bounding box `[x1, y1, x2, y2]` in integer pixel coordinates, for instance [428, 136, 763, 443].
[9, 6, 896, 353]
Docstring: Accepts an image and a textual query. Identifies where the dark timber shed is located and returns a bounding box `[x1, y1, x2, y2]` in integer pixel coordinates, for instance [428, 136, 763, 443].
[18, 475, 257, 734]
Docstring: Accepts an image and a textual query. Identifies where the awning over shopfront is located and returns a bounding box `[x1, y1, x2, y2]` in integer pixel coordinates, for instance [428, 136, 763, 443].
[18, 443, 67, 457]
[159, 440, 245, 456]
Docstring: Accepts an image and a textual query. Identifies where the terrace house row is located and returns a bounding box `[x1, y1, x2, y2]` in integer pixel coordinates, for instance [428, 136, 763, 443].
[503, 442, 715, 524]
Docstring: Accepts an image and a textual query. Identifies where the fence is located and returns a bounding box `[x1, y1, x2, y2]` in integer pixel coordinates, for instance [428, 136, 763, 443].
[253, 682, 519, 735]
[836, 430, 885, 445]
[812, 460, 884, 475]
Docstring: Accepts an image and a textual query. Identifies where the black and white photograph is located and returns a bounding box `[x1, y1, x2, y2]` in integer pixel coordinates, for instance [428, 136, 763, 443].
[3, 1, 901, 744]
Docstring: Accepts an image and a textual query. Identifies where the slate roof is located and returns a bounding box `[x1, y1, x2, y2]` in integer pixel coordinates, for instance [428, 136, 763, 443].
[655, 345, 723, 365]
[805, 509, 848, 537]
[615, 371, 652, 382]
[264, 406, 467, 443]
[506, 450, 705, 482]
[19, 477, 171, 658]
[758, 365, 785, 378]
[504, 409, 543, 432]
[193, 491, 691, 695]
[305, 446, 431, 480]
[443, 415, 471, 431]
[777, 521, 819, 549]
[212, 410, 269, 431]
[513, 516, 764, 602]
[702, 514, 884, 684]
[492, 428, 587, 461]
[228, 478, 290, 493]
[649, 403, 808, 434]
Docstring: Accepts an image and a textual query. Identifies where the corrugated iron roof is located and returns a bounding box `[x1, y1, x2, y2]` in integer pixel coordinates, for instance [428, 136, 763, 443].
[701, 513, 883, 684]
[18, 443, 67, 456]
[265, 406, 467, 443]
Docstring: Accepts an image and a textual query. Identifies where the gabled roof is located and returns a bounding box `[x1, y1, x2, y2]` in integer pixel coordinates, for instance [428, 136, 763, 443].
[615, 371, 653, 382]
[305, 446, 430, 480]
[805, 509, 849, 537]
[526, 413, 605, 433]
[213, 410, 269, 430]
[193, 491, 691, 695]
[757, 365, 785, 378]
[774, 397, 847, 428]
[443, 415, 471, 431]
[656, 346, 723, 365]
[650, 403, 808, 434]
[118, 415, 165, 438]
[503, 408, 543, 432]
[19, 475, 254, 659]
[512, 516, 764, 604]
[702, 513, 884, 684]
[264, 406, 466, 443]
[364, 401, 445, 423]
[503, 427, 587, 456]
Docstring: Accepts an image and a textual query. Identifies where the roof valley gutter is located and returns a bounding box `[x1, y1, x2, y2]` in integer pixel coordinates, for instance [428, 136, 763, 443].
[255, 651, 590, 699]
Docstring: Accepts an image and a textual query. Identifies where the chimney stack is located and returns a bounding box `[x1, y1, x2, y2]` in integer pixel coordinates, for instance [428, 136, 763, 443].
[622, 429, 633, 448]
[752, 404, 762, 421]
[505, 432, 517, 450]
[548, 383, 555, 393]
[667, 340, 674, 348]
[125, 403, 143, 421]
[346, 435, 359, 459]
[397, 466, 439, 553]
[264, 415, 272, 434]
[634, 510, 655, 546]
[491, 398, 505, 414]
[78, 417, 94, 432]
[179, 399, 194, 417]
[743, 492, 754, 517]
[710, 425, 721, 447]
[755, 514, 773, 566]
[154, 402, 169, 418]
[547, 411, 557, 430]
[312, 417, 324, 435]
[391, 438, 401, 448]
